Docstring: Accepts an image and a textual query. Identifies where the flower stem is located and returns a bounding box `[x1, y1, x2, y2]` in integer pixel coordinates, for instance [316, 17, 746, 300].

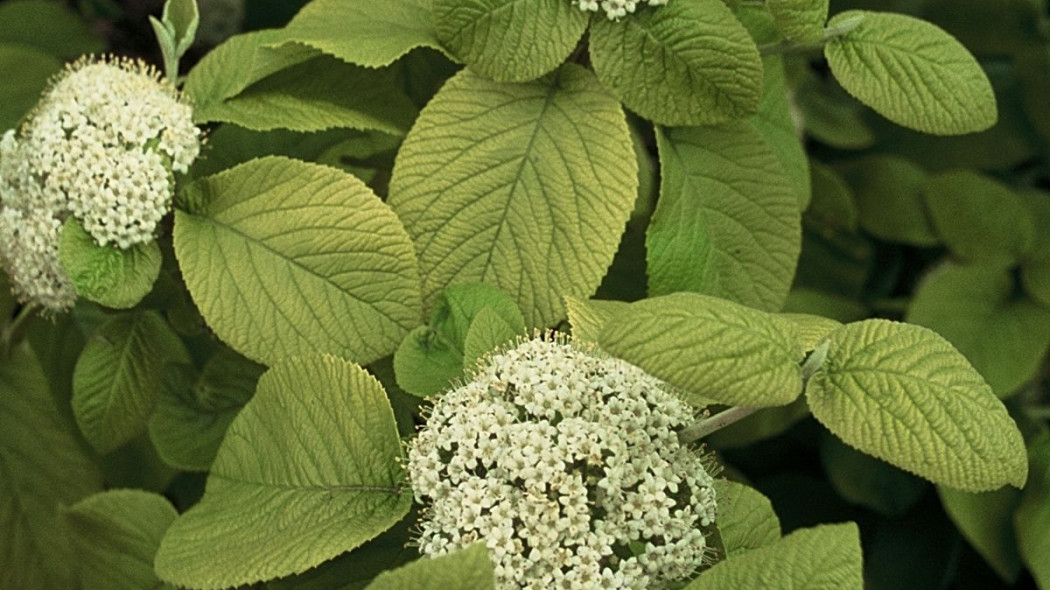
[1, 303, 38, 359]
[679, 405, 760, 445]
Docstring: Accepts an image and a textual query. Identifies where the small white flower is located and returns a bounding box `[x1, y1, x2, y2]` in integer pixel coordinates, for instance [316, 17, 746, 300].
[573, 0, 663, 20]
[406, 335, 718, 590]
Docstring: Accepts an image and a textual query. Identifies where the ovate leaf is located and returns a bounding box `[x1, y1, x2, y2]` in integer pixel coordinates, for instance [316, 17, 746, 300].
[174, 156, 422, 366]
[65, 490, 178, 590]
[59, 218, 162, 309]
[0, 344, 103, 590]
[462, 307, 518, 370]
[393, 326, 463, 397]
[72, 311, 189, 454]
[768, 0, 829, 43]
[589, 0, 762, 126]
[433, 0, 586, 82]
[563, 296, 629, 345]
[648, 122, 801, 311]
[938, 485, 1022, 582]
[713, 480, 781, 557]
[155, 355, 412, 589]
[824, 10, 997, 135]
[1015, 433, 1050, 589]
[388, 66, 636, 327]
[365, 544, 495, 590]
[599, 293, 804, 407]
[683, 523, 862, 590]
[432, 283, 527, 348]
[806, 319, 1028, 491]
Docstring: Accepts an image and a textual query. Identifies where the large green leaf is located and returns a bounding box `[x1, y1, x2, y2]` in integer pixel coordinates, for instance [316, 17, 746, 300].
[1015, 433, 1050, 589]
[938, 485, 1022, 582]
[684, 523, 862, 589]
[713, 480, 781, 557]
[0, 0, 104, 57]
[750, 54, 811, 210]
[72, 311, 189, 454]
[155, 355, 412, 589]
[563, 296, 629, 345]
[806, 319, 1028, 491]
[589, 0, 762, 126]
[0, 43, 60, 130]
[59, 218, 162, 310]
[647, 122, 801, 311]
[906, 263, 1050, 397]
[824, 10, 997, 135]
[599, 293, 804, 407]
[365, 544, 495, 590]
[0, 344, 102, 590]
[433, 0, 586, 82]
[277, 0, 442, 68]
[174, 156, 422, 366]
[388, 65, 636, 327]
[64, 490, 177, 590]
[768, 0, 829, 43]
[836, 155, 937, 246]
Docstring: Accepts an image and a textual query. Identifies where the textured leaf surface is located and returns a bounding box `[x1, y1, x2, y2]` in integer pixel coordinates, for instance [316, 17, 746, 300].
[72, 311, 189, 454]
[433, 0, 586, 82]
[155, 355, 411, 589]
[684, 523, 862, 589]
[174, 156, 422, 366]
[65, 490, 177, 590]
[713, 480, 781, 557]
[938, 485, 1022, 581]
[366, 544, 495, 590]
[776, 313, 841, 352]
[0, 44, 60, 130]
[906, 264, 1050, 397]
[768, 0, 828, 43]
[589, 0, 762, 126]
[59, 218, 161, 309]
[564, 296, 629, 345]
[837, 155, 937, 246]
[648, 122, 801, 311]
[806, 319, 1028, 491]
[824, 10, 997, 135]
[1015, 433, 1050, 589]
[0, 344, 102, 590]
[599, 293, 804, 407]
[388, 66, 636, 327]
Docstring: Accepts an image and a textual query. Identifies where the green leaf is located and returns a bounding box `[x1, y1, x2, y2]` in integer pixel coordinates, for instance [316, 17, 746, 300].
[1015, 433, 1050, 589]
[1019, 190, 1050, 307]
[905, 263, 1050, 397]
[824, 10, 997, 135]
[713, 480, 781, 557]
[174, 156, 422, 366]
[72, 311, 189, 454]
[277, 0, 443, 68]
[393, 326, 463, 397]
[599, 293, 804, 407]
[750, 55, 811, 210]
[768, 0, 829, 43]
[0, 0, 105, 57]
[647, 122, 801, 311]
[388, 66, 637, 328]
[923, 171, 1034, 266]
[432, 283, 527, 348]
[0, 344, 103, 590]
[684, 523, 863, 590]
[589, 0, 762, 126]
[938, 485, 1022, 582]
[820, 435, 926, 516]
[805, 319, 1028, 491]
[155, 355, 412, 589]
[462, 307, 518, 370]
[433, 0, 586, 83]
[794, 67, 875, 150]
[59, 218, 162, 310]
[806, 161, 857, 231]
[365, 544, 495, 590]
[782, 288, 868, 323]
[836, 155, 937, 246]
[64, 489, 178, 590]
[163, 0, 200, 54]
[563, 295, 629, 345]
[776, 313, 841, 352]
[0, 44, 61, 130]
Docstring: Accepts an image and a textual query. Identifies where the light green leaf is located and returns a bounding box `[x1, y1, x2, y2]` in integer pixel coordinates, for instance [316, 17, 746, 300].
[684, 523, 863, 590]
[366, 544, 495, 590]
[837, 155, 937, 246]
[72, 311, 189, 454]
[647, 122, 801, 311]
[0, 0, 104, 57]
[163, 0, 200, 54]
[393, 326, 463, 397]
[806, 319, 1028, 491]
[589, 0, 762, 126]
[432, 283, 527, 348]
[906, 263, 1050, 397]
[0, 344, 103, 590]
[713, 480, 781, 557]
[0, 44, 61, 130]
[155, 355, 412, 589]
[174, 156, 422, 366]
[820, 435, 926, 516]
[276, 0, 443, 68]
[750, 54, 811, 210]
[599, 293, 804, 407]
[776, 313, 841, 352]
[59, 218, 162, 310]
[768, 0, 828, 43]
[1019, 190, 1050, 307]
[388, 66, 636, 328]
[938, 485, 1022, 582]
[563, 295, 629, 345]
[1015, 433, 1050, 589]
[463, 307, 518, 370]
[433, 0, 586, 82]
[65, 489, 177, 590]
[923, 171, 1034, 266]
[824, 10, 997, 135]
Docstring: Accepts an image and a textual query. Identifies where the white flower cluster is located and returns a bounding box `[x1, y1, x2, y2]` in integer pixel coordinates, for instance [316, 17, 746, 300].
[571, 0, 669, 21]
[406, 336, 717, 590]
[0, 57, 200, 311]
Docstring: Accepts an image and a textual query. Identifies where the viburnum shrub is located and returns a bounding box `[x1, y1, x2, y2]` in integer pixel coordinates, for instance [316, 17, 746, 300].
[0, 0, 1047, 589]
